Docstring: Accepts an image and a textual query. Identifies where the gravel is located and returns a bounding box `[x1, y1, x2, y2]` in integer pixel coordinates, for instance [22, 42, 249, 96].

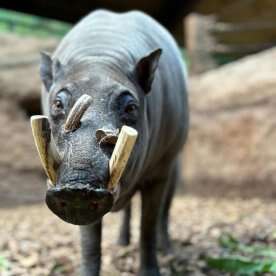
[1, 194, 276, 275]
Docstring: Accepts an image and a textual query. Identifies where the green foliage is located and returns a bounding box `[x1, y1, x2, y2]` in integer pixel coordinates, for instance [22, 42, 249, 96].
[0, 255, 9, 272]
[219, 233, 276, 258]
[0, 8, 71, 37]
[207, 256, 276, 275]
[206, 233, 276, 275]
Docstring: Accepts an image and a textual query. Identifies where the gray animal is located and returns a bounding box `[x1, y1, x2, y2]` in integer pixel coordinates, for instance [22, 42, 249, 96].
[39, 10, 189, 276]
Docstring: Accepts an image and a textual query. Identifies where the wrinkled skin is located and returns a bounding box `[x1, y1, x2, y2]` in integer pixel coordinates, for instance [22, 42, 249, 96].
[40, 10, 189, 276]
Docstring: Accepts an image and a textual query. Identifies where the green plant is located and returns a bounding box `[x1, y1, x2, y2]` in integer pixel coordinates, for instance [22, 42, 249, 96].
[0, 8, 71, 37]
[206, 233, 276, 275]
[0, 255, 9, 273]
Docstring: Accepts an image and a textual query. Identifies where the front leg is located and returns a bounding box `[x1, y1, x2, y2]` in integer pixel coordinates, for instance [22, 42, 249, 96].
[80, 220, 102, 276]
[139, 178, 168, 276]
[118, 202, 132, 246]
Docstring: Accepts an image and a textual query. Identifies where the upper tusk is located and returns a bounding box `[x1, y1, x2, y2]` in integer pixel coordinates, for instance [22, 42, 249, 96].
[64, 94, 92, 133]
[96, 128, 119, 146]
[30, 115, 59, 186]
[108, 126, 138, 190]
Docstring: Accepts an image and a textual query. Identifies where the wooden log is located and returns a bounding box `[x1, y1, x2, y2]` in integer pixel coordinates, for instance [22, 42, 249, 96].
[108, 126, 138, 190]
[217, 0, 276, 23]
[184, 11, 276, 73]
[184, 13, 217, 74]
[212, 21, 276, 45]
[30, 115, 57, 186]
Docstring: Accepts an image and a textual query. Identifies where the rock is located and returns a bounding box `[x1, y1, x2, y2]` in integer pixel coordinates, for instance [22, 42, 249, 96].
[184, 47, 276, 198]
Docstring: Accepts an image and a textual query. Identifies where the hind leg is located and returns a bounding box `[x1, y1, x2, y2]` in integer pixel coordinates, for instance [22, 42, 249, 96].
[117, 202, 132, 246]
[158, 159, 180, 254]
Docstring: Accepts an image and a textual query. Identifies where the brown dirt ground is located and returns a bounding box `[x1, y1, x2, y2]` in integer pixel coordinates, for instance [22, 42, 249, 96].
[1, 192, 276, 276]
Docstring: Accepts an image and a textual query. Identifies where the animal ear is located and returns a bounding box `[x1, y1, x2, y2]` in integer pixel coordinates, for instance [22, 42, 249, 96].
[135, 48, 162, 94]
[40, 51, 53, 91]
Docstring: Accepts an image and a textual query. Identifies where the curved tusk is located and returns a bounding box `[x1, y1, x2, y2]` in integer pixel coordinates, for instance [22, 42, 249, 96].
[108, 126, 138, 190]
[96, 128, 119, 146]
[64, 94, 92, 133]
[30, 115, 59, 186]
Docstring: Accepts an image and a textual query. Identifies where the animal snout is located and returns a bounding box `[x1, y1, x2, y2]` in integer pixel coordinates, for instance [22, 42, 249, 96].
[46, 184, 113, 225]
[60, 169, 102, 188]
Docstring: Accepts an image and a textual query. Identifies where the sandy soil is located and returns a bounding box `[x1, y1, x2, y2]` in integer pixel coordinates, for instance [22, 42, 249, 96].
[1, 193, 276, 276]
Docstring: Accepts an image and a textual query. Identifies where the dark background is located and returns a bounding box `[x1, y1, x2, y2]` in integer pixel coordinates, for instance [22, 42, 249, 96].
[0, 0, 200, 44]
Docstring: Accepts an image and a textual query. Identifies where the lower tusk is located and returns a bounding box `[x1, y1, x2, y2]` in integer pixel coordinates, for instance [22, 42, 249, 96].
[30, 115, 58, 185]
[108, 126, 138, 190]
[47, 178, 55, 188]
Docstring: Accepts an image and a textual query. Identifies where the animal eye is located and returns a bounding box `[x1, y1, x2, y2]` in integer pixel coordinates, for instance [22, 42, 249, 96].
[124, 102, 137, 114]
[120, 94, 138, 113]
[54, 99, 64, 110]
[117, 92, 139, 124]
[51, 90, 71, 118]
